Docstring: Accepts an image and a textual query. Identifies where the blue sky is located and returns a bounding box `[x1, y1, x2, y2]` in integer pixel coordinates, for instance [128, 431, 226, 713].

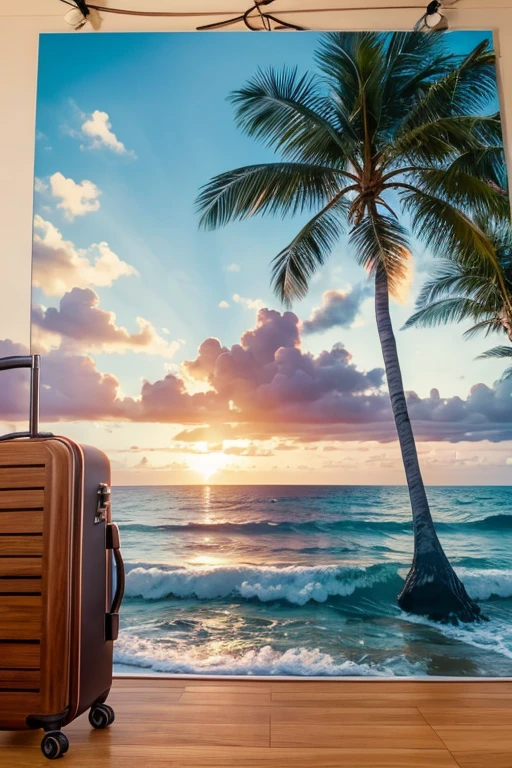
[26, 29, 512, 485]
[33, 30, 501, 396]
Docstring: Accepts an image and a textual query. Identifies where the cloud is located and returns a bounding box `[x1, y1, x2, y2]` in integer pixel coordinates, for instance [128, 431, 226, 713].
[34, 177, 48, 193]
[223, 442, 274, 457]
[302, 285, 371, 334]
[182, 338, 228, 382]
[32, 288, 180, 358]
[225, 263, 240, 272]
[218, 300, 230, 309]
[133, 456, 189, 471]
[49, 172, 101, 219]
[0, 340, 123, 423]
[32, 215, 138, 296]
[2, 309, 512, 444]
[233, 293, 265, 311]
[80, 110, 134, 156]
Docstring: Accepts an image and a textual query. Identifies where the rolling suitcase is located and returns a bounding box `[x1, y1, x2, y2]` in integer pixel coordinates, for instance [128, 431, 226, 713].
[0, 354, 125, 759]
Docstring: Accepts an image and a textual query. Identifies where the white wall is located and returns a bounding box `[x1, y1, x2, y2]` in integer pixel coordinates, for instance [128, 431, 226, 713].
[1, 0, 512, 346]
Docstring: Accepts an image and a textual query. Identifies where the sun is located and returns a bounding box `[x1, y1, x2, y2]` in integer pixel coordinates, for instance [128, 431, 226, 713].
[188, 451, 228, 481]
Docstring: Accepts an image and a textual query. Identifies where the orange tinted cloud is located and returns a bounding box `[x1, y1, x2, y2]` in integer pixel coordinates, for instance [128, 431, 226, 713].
[1, 307, 512, 443]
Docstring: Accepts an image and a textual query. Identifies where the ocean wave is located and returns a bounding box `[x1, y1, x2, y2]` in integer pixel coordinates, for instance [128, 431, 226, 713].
[455, 568, 512, 601]
[124, 560, 512, 607]
[124, 562, 400, 605]
[468, 514, 512, 531]
[119, 513, 512, 536]
[402, 611, 512, 662]
[120, 519, 412, 536]
[113, 637, 386, 676]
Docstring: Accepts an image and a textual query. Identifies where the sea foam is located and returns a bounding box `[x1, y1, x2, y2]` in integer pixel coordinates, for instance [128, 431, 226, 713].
[455, 567, 512, 601]
[114, 636, 384, 677]
[124, 562, 398, 605]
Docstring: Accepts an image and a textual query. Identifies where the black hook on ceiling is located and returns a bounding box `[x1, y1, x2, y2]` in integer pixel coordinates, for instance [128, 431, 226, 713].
[196, 1, 306, 32]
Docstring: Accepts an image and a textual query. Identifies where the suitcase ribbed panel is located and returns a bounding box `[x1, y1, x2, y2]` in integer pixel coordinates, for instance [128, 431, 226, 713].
[0, 438, 114, 732]
[0, 464, 44, 694]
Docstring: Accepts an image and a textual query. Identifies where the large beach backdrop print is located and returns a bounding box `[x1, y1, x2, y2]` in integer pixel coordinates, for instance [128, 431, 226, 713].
[3, 29, 512, 676]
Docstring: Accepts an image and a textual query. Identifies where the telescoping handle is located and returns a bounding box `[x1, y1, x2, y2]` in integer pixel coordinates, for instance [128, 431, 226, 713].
[0, 355, 46, 441]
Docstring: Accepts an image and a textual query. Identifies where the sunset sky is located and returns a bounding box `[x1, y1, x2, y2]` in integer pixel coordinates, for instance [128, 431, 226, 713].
[1, 30, 511, 485]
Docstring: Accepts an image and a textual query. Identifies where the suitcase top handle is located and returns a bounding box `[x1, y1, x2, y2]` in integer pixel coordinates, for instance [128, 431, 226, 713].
[0, 354, 42, 440]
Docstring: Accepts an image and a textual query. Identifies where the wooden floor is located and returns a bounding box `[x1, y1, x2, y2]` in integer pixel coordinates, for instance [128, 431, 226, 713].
[2, 678, 512, 766]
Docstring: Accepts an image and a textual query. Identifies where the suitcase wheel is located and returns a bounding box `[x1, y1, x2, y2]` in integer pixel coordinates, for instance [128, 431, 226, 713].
[41, 731, 69, 760]
[89, 703, 115, 730]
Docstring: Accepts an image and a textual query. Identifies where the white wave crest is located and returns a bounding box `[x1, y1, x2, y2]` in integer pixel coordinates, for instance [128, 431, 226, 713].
[114, 635, 385, 676]
[124, 562, 397, 606]
[456, 568, 512, 601]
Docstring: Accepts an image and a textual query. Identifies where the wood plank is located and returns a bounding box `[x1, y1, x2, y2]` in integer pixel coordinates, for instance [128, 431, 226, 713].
[272, 706, 425, 724]
[0, 536, 43, 556]
[272, 723, 444, 749]
[180, 690, 271, 707]
[69, 722, 270, 748]
[435, 726, 512, 753]
[0, 643, 40, 669]
[421, 707, 512, 726]
[0, 746, 461, 768]
[0, 467, 45, 489]
[0, 490, 44, 510]
[451, 751, 512, 768]
[185, 681, 271, 696]
[0, 558, 41, 578]
[107, 689, 184, 703]
[0, 596, 41, 640]
[0, 579, 41, 594]
[86, 703, 270, 725]
[114, 677, 188, 687]
[270, 691, 512, 709]
[0, 512, 43, 534]
[270, 681, 512, 694]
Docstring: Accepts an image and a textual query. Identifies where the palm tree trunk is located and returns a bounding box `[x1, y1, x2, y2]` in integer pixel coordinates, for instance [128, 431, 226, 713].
[374, 264, 482, 623]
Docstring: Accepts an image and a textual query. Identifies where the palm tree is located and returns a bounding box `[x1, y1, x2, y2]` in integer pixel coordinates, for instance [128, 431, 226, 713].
[405, 217, 512, 379]
[196, 32, 509, 622]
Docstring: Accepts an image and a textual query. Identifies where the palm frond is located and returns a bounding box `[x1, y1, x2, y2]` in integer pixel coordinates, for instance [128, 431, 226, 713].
[196, 163, 352, 229]
[477, 345, 512, 359]
[409, 167, 510, 221]
[401, 188, 503, 282]
[449, 146, 507, 193]
[229, 67, 350, 165]
[315, 32, 387, 148]
[413, 267, 502, 309]
[384, 116, 502, 165]
[380, 33, 453, 137]
[398, 40, 496, 130]
[463, 318, 503, 339]
[271, 195, 350, 305]
[404, 297, 486, 330]
[349, 209, 410, 296]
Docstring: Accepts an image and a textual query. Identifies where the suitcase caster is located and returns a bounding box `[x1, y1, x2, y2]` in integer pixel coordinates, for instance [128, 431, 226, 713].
[41, 731, 69, 760]
[89, 703, 115, 729]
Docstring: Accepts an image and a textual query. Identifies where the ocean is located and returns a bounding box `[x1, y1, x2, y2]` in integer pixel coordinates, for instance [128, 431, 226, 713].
[113, 485, 512, 677]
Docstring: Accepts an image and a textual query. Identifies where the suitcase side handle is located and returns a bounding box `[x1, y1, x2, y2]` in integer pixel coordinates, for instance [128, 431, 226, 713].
[0, 354, 53, 441]
[106, 523, 125, 642]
